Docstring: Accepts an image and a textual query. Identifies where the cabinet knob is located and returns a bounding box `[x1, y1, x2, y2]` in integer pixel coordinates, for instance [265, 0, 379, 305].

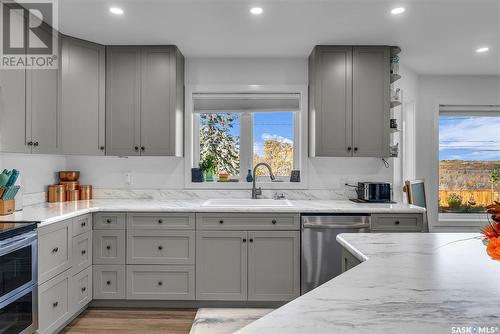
[106, 219, 112, 223]
[395, 221, 400, 225]
[158, 281, 163, 286]
[219, 220, 224, 224]
[81, 249, 86, 255]
[141, 146, 145, 151]
[52, 301, 58, 308]
[158, 219, 163, 224]
[33, 142, 39, 147]
[106, 245, 111, 250]
[106, 280, 111, 285]
[242, 238, 247, 243]
[27, 141, 33, 146]
[271, 219, 277, 224]
[100, 146, 105, 151]
[134, 146, 139, 151]
[249, 238, 254, 243]
[52, 247, 58, 253]
[82, 286, 86, 292]
[158, 245, 163, 250]
[81, 221, 86, 227]
[354, 147, 358, 152]
[347, 147, 352, 151]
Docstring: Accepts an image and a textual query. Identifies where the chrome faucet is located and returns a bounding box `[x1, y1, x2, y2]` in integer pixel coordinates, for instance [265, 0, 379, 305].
[251, 162, 275, 199]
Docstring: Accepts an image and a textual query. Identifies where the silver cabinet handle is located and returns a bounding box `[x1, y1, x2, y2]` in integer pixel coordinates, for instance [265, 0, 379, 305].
[302, 223, 370, 229]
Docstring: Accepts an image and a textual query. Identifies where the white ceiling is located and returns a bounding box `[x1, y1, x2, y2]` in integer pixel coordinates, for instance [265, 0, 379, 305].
[59, 0, 500, 75]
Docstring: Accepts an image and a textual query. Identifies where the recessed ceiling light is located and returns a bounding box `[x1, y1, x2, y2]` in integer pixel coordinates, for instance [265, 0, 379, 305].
[476, 47, 489, 53]
[250, 7, 263, 15]
[391, 7, 406, 15]
[109, 7, 124, 15]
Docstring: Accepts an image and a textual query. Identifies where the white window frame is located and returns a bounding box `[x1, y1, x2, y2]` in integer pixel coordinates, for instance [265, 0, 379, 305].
[438, 105, 500, 223]
[184, 85, 309, 189]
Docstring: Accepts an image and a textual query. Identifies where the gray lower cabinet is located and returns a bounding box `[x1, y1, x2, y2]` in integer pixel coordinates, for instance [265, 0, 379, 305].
[38, 269, 70, 334]
[127, 230, 195, 265]
[38, 219, 72, 284]
[72, 214, 92, 237]
[309, 45, 391, 158]
[93, 230, 126, 265]
[341, 248, 362, 273]
[371, 213, 424, 232]
[196, 231, 248, 301]
[69, 266, 92, 314]
[126, 265, 195, 300]
[247, 231, 300, 301]
[93, 265, 126, 299]
[127, 213, 195, 230]
[196, 213, 300, 230]
[61, 35, 105, 155]
[93, 213, 127, 230]
[106, 46, 184, 157]
[71, 231, 92, 275]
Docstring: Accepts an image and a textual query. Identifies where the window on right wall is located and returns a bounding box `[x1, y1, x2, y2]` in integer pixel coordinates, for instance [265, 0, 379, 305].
[439, 108, 500, 214]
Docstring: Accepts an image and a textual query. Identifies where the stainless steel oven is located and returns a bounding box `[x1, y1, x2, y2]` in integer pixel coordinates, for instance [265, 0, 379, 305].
[0, 223, 38, 334]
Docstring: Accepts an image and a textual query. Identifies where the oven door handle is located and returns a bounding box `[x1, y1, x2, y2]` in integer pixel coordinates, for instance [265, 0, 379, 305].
[0, 231, 37, 257]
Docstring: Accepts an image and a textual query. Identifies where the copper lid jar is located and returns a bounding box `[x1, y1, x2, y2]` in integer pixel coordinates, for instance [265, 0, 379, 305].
[48, 185, 66, 203]
[79, 185, 92, 200]
[67, 189, 79, 201]
[60, 181, 79, 191]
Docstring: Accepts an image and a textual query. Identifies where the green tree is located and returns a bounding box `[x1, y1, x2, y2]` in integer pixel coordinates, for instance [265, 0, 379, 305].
[199, 113, 240, 175]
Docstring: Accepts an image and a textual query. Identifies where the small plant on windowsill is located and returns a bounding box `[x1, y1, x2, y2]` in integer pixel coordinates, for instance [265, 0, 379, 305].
[200, 155, 217, 182]
[480, 201, 500, 261]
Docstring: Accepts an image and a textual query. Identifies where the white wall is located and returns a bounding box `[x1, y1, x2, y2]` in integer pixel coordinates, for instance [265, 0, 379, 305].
[65, 57, 395, 191]
[416, 75, 500, 228]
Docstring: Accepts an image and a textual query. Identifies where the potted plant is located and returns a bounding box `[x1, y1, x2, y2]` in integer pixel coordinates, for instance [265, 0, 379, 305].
[200, 155, 217, 182]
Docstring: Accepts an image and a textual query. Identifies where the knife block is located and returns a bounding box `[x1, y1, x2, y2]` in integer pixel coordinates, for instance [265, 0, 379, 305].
[0, 200, 15, 215]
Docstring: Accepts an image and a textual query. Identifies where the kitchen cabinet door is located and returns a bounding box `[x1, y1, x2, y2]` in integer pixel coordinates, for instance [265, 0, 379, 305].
[0, 68, 29, 153]
[61, 35, 105, 155]
[309, 46, 353, 157]
[106, 47, 141, 156]
[196, 231, 248, 300]
[352, 47, 390, 157]
[140, 47, 178, 156]
[248, 231, 300, 301]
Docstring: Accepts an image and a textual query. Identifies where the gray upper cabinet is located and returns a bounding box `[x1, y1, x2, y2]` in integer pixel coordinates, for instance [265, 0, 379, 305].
[106, 46, 184, 156]
[309, 45, 391, 158]
[352, 47, 390, 157]
[309, 46, 352, 157]
[61, 35, 105, 155]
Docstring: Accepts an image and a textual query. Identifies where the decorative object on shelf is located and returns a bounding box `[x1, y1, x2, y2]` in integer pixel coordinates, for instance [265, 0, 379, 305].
[59, 171, 80, 181]
[390, 118, 398, 129]
[246, 169, 254, 182]
[481, 201, 500, 260]
[389, 143, 399, 157]
[200, 154, 217, 182]
[191, 168, 204, 183]
[390, 55, 400, 75]
[390, 87, 401, 108]
[290, 170, 301, 182]
[218, 171, 229, 182]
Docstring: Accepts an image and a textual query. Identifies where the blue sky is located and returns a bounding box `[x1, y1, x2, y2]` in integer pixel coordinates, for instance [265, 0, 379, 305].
[439, 116, 500, 161]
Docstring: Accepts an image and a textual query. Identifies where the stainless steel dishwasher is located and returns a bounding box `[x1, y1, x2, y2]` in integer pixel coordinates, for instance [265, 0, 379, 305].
[301, 214, 370, 294]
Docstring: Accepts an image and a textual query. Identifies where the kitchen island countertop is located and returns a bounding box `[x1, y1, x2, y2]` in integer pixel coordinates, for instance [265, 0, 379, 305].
[237, 232, 500, 334]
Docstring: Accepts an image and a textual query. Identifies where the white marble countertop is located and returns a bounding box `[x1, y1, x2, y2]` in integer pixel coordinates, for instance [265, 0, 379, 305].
[237, 233, 500, 334]
[0, 199, 424, 226]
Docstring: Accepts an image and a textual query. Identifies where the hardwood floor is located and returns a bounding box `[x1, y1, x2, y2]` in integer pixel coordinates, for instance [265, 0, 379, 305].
[61, 308, 198, 334]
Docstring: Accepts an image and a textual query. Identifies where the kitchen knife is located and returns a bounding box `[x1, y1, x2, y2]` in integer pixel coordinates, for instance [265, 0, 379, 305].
[5, 169, 19, 187]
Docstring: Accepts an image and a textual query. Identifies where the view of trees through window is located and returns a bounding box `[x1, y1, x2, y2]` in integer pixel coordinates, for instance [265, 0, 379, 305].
[439, 115, 500, 213]
[198, 111, 294, 178]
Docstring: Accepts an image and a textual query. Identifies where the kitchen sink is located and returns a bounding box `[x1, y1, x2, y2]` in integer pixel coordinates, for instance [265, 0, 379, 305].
[202, 198, 293, 207]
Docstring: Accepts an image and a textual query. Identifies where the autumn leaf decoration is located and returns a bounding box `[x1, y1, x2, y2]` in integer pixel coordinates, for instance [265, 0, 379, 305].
[481, 201, 500, 260]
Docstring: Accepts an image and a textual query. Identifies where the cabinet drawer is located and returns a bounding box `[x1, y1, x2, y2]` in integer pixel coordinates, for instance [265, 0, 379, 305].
[127, 213, 195, 230]
[126, 265, 195, 300]
[196, 213, 300, 230]
[72, 231, 92, 274]
[38, 219, 72, 284]
[70, 266, 92, 313]
[72, 214, 92, 237]
[371, 214, 423, 232]
[127, 230, 195, 265]
[93, 265, 126, 299]
[93, 213, 126, 230]
[38, 270, 70, 334]
[93, 230, 126, 264]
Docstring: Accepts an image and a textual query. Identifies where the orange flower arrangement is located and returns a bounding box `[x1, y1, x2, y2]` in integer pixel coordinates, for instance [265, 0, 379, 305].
[481, 201, 500, 261]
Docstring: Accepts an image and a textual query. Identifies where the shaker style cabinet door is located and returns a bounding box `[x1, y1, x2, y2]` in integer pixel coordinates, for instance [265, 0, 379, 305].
[106, 47, 141, 156]
[352, 46, 390, 157]
[61, 35, 105, 155]
[309, 46, 353, 157]
[247, 231, 300, 301]
[196, 231, 248, 301]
